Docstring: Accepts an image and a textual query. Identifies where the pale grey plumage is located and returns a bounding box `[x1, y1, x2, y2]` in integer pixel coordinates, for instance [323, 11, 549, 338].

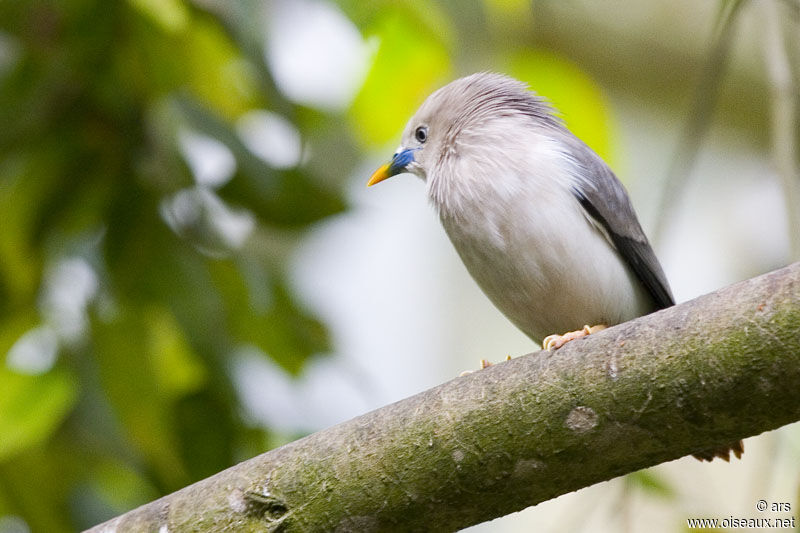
[371, 72, 673, 344]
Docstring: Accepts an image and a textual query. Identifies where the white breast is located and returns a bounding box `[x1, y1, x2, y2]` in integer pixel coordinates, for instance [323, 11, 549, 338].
[428, 124, 651, 343]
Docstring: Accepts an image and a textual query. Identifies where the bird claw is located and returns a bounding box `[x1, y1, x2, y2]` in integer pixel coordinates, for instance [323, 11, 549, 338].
[692, 440, 744, 462]
[542, 325, 607, 351]
[459, 355, 511, 376]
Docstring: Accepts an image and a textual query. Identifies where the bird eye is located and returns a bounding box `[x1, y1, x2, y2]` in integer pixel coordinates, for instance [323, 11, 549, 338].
[414, 126, 428, 143]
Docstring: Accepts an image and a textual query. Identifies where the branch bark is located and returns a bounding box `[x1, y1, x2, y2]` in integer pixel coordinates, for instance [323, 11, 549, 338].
[87, 262, 800, 533]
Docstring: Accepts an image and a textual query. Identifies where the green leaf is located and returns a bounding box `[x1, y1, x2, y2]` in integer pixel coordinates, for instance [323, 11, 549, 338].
[483, 0, 530, 16]
[176, 96, 347, 227]
[0, 309, 38, 360]
[93, 309, 190, 490]
[224, 167, 347, 228]
[625, 469, 675, 499]
[337, 0, 455, 46]
[0, 445, 78, 533]
[143, 305, 208, 398]
[350, 10, 452, 147]
[184, 18, 261, 120]
[209, 260, 330, 375]
[0, 152, 60, 306]
[0, 368, 78, 462]
[128, 0, 189, 34]
[88, 458, 161, 514]
[505, 49, 615, 164]
[175, 390, 237, 480]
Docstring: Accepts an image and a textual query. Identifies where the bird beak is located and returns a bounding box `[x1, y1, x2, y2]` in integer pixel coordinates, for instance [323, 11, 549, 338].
[367, 148, 417, 187]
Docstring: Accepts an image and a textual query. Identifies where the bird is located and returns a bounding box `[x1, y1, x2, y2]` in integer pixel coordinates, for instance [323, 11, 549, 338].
[367, 72, 742, 462]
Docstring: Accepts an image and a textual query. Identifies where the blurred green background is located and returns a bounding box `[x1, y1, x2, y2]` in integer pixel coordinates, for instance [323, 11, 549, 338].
[0, 0, 797, 532]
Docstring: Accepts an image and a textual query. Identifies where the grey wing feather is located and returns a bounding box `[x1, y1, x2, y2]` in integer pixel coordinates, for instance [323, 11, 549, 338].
[565, 137, 675, 310]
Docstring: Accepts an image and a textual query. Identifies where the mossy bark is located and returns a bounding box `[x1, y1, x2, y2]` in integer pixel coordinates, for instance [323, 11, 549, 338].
[87, 262, 800, 532]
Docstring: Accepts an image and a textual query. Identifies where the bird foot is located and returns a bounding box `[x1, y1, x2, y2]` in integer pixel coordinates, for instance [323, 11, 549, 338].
[692, 440, 744, 462]
[542, 325, 607, 351]
[459, 355, 511, 376]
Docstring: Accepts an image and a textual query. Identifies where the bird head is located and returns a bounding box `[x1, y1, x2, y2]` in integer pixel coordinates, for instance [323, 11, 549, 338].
[366, 97, 443, 186]
[367, 73, 560, 190]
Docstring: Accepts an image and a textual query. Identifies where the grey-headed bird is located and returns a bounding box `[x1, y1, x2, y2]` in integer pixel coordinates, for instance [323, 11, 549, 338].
[367, 72, 742, 462]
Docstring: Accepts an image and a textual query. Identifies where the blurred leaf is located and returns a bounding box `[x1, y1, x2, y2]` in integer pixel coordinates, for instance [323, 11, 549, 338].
[294, 109, 360, 187]
[332, 0, 385, 27]
[505, 49, 615, 164]
[0, 152, 59, 306]
[175, 390, 237, 479]
[123, 4, 260, 123]
[0, 368, 77, 462]
[93, 310, 189, 490]
[184, 17, 261, 120]
[257, 280, 331, 375]
[84, 458, 161, 518]
[124, 12, 191, 96]
[0, 445, 77, 533]
[143, 305, 207, 398]
[482, 0, 532, 36]
[208, 260, 329, 375]
[0, 0, 345, 530]
[483, 0, 530, 15]
[128, 0, 189, 34]
[350, 10, 452, 146]
[0, 309, 38, 360]
[337, 0, 455, 46]
[176, 96, 347, 226]
[625, 469, 675, 499]
[223, 166, 347, 228]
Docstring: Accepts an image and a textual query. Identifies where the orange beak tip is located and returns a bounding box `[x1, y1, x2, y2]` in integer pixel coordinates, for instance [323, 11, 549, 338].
[367, 163, 391, 187]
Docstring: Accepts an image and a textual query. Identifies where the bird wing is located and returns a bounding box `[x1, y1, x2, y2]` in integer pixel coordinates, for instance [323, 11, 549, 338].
[565, 137, 675, 310]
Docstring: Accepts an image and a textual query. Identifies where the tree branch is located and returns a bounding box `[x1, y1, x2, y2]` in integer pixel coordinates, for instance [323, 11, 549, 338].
[87, 262, 800, 533]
